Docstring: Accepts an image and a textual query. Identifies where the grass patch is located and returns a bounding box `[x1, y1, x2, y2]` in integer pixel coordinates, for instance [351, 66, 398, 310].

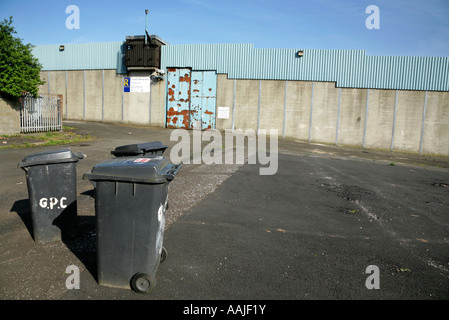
[0, 126, 92, 149]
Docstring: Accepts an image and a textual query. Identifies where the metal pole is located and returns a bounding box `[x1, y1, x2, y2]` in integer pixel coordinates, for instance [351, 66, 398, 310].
[145, 9, 149, 46]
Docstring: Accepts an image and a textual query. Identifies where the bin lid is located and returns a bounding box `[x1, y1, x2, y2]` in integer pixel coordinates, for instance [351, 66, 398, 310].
[18, 148, 85, 168]
[111, 141, 168, 157]
[83, 156, 181, 184]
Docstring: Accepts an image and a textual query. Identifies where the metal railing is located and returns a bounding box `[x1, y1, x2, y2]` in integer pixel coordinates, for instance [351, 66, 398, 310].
[20, 94, 63, 133]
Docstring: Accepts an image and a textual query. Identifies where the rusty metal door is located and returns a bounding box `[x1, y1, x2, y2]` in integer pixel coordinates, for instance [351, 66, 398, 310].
[190, 71, 217, 130]
[166, 68, 216, 130]
[166, 68, 192, 129]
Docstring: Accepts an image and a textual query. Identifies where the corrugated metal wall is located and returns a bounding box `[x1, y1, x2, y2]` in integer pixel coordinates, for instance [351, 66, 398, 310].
[32, 42, 127, 73]
[161, 44, 449, 91]
[32, 42, 449, 91]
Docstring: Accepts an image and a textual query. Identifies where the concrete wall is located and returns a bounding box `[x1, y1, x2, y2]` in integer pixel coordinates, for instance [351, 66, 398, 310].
[216, 74, 234, 130]
[337, 88, 367, 147]
[39, 70, 449, 157]
[215, 77, 449, 157]
[310, 82, 340, 144]
[233, 80, 259, 131]
[284, 81, 313, 141]
[259, 80, 284, 133]
[103, 70, 123, 123]
[39, 70, 166, 127]
[364, 89, 396, 151]
[422, 91, 449, 155]
[0, 95, 20, 135]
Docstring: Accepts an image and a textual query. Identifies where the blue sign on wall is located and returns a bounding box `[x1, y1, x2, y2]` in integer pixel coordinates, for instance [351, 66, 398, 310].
[124, 77, 130, 92]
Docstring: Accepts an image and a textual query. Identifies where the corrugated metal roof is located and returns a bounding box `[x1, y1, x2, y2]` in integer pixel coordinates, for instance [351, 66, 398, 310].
[161, 44, 449, 91]
[32, 41, 127, 73]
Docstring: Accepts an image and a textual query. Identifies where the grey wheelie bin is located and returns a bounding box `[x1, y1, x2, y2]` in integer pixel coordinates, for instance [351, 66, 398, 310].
[111, 141, 168, 157]
[18, 148, 84, 243]
[83, 156, 181, 294]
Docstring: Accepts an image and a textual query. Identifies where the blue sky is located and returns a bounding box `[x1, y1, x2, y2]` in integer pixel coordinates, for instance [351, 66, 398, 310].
[1, 0, 448, 56]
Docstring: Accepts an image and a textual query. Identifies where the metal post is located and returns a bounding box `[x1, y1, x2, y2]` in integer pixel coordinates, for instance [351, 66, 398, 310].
[362, 89, 370, 149]
[390, 90, 398, 152]
[145, 10, 149, 46]
[419, 91, 428, 154]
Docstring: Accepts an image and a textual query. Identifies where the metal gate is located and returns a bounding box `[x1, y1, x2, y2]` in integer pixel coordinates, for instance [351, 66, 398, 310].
[166, 68, 216, 130]
[20, 94, 63, 133]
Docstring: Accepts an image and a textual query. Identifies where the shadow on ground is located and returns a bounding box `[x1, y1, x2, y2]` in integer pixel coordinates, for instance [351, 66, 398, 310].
[10, 191, 98, 282]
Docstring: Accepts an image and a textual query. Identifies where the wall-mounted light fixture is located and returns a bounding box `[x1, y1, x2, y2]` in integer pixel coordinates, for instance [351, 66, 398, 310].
[297, 50, 304, 57]
[59, 45, 65, 52]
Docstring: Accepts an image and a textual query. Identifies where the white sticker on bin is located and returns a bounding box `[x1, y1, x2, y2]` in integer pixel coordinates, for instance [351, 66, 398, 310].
[133, 158, 151, 163]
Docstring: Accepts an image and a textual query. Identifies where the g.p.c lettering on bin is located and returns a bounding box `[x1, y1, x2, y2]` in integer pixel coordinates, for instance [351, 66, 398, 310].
[39, 197, 67, 210]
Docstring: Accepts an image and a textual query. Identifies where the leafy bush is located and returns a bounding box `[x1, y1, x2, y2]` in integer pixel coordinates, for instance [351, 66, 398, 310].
[0, 17, 44, 98]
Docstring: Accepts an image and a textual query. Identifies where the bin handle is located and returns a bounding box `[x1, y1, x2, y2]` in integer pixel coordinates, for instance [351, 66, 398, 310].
[76, 152, 86, 160]
[164, 163, 182, 181]
[18, 162, 28, 173]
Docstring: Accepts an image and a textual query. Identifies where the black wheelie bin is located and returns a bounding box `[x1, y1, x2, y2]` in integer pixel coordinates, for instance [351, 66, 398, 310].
[111, 141, 171, 211]
[111, 141, 168, 157]
[83, 156, 181, 294]
[18, 148, 84, 243]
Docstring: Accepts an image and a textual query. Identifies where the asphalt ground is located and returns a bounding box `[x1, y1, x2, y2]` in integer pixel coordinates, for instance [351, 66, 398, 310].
[1, 121, 448, 306]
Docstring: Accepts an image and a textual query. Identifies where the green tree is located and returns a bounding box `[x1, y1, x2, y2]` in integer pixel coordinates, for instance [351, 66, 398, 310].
[0, 16, 44, 98]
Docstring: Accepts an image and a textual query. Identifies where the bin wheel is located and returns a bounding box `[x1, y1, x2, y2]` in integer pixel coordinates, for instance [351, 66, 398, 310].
[160, 247, 167, 263]
[130, 273, 156, 294]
